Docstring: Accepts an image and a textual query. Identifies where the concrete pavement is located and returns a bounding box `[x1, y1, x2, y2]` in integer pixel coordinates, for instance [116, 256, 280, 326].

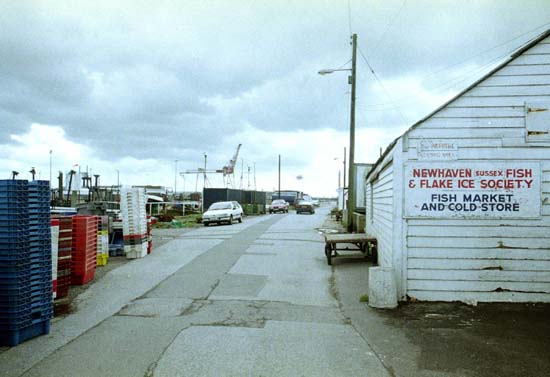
[4, 206, 545, 377]
[1, 208, 392, 377]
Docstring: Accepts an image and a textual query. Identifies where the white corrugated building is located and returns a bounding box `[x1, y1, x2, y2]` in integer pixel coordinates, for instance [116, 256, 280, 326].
[366, 29, 550, 305]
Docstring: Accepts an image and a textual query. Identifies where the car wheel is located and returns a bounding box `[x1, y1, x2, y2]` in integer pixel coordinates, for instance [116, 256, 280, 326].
[238, 215, 242, 223]
[204, 222, 209, 227]
[228, 215, 233, 225]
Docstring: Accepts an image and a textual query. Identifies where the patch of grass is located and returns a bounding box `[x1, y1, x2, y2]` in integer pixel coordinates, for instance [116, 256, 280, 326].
[173, 214, 203, 227]
[152, 214, 203, 229]
[359, 294, 369, 303]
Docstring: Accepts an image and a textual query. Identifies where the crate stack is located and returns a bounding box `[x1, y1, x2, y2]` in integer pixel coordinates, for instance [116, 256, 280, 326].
[120, 188, 148, 259]
[55, 216, 72, 298]
[27, 181, 53, 324]
[147, 215, 152, 255]
[50, 219, 59, 299]
[71, 215, 98, 285]
[0, 180, 51, 346]
[96, 216, 109, 266]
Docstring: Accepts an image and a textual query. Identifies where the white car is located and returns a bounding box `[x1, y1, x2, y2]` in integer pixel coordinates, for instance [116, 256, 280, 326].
[202, 201, 243, 226]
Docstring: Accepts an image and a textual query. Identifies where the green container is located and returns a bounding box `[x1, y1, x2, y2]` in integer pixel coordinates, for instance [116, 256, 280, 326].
[244, 204, 254, 215]
[171, 220, 183, 228]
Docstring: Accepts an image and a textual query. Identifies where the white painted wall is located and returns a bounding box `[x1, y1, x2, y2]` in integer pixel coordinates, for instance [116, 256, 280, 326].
[365, 149, 395, 270]
[355, 164, 373, 210]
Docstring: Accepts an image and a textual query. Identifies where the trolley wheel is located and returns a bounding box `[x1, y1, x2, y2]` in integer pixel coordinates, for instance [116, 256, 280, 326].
[325, 244, 332, 265]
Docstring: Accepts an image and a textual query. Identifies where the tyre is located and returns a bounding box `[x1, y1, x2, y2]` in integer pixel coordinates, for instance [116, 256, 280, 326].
[228, 215, 233, 225]
[238, 215, 242, 223]
[325, 245, 332, 265]
[204, 222, 209, 227]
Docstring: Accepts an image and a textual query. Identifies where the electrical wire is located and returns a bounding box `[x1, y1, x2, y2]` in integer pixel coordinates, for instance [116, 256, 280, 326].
[358, 22, 550, 109]
[347, 0, 353, 37]
[371, 0, 407, 54]
[358, 42, 518, 110]
[420, 21, 550, 83]
[358, 46, 409, 124]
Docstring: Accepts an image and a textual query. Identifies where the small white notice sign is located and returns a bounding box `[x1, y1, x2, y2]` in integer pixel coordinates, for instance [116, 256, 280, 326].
[418, 139, 458, 161]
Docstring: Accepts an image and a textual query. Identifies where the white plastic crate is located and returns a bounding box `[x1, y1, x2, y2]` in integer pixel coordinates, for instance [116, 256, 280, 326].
[51, 223, 59, 299]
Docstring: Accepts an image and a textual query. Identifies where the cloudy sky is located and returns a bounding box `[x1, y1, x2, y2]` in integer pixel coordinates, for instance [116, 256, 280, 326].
[1, 0, 550, 197]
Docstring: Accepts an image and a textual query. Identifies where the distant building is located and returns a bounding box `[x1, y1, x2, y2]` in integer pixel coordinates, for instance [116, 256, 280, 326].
[272, 190, 303, 204]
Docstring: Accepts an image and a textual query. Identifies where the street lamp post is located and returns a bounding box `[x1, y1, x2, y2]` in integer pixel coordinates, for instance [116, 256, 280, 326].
[319, 33, 357, 232]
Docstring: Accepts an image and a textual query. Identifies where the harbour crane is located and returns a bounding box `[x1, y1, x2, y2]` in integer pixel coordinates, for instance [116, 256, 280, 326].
[181, 144, 242, 190]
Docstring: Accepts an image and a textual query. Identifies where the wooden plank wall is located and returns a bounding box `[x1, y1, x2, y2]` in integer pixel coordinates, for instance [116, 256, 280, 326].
[404, 37, 550, 303]
[366, 162, 394, 268]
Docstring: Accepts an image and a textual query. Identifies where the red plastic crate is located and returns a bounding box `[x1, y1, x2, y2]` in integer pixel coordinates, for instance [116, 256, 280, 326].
[71, 269, 95, 285]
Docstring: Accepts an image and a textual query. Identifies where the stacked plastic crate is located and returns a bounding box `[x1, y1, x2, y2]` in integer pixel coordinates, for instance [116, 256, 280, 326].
[147, 215, 152, 255]
[0, 180, 51, 346]
[120, 188, 148, 259]
[96, 216, 109, 266]
[71, 215, 98, 285]
[27, 181, 53, 326]
[55, 216, 72, 298]
[50, 219, 59, 299]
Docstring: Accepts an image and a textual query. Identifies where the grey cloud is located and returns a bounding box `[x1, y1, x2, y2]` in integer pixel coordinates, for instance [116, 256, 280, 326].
[1, 0, 550, 164]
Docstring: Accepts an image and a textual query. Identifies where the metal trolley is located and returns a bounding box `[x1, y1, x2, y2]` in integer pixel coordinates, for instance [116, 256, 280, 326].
[323, 233, 377, 266]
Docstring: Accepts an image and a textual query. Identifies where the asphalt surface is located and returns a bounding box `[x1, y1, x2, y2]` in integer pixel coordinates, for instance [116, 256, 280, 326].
[1, 207, 549, 376]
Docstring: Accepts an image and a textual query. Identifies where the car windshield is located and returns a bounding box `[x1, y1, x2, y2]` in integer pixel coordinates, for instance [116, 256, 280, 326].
[209, 202, 232, 210]
[272, 200, 285, 204]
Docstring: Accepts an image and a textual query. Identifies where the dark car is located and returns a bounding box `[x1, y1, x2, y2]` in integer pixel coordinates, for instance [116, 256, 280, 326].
[295, 199, 315, 214]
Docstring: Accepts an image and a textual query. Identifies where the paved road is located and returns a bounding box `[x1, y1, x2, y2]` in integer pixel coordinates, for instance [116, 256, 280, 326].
[0, 207, 390, 377]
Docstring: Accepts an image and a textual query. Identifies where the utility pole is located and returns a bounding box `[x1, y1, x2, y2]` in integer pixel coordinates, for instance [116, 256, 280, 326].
[174, 160, 178, 198]
[203, 153, 207, 190]
[49, 150, 52, 187]
[343, 147, 346, 198]
[278, 155, 281, 199]
[347, 33, 357, 232]
[253, 163, 256, 191]
[247, 166, 251, 189]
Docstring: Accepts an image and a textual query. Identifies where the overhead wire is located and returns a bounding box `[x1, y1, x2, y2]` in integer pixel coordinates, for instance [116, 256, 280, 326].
[419, 21, 550, 83]
[370, 0, 408, 54]
[357, 47, 512, 111]
[347, 0, 353, 37]
[358, 46, 410, 125]
[358, 21, 550, 109]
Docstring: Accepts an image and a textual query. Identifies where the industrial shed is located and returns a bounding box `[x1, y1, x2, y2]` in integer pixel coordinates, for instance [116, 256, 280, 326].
[366, 29, 550, 305]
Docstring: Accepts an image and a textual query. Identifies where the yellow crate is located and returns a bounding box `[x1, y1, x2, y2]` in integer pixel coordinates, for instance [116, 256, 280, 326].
[96, 253, 109, 266]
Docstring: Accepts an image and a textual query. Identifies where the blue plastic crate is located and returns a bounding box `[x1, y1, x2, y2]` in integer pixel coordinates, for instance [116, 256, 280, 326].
[0, 317, 33, 328]
[0, 309, 31, 319]
[0, 296, 31, 307]
[0, 295, 31, 308]
[0, 257, 30, 267]
[0, 318, 50, 346]
[29, 180, 49, 187]
[0, 201, 29, 215]
[0, 267, 31, 282]
[0, 179, 28, 185]
[0, 239, 30, 248]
